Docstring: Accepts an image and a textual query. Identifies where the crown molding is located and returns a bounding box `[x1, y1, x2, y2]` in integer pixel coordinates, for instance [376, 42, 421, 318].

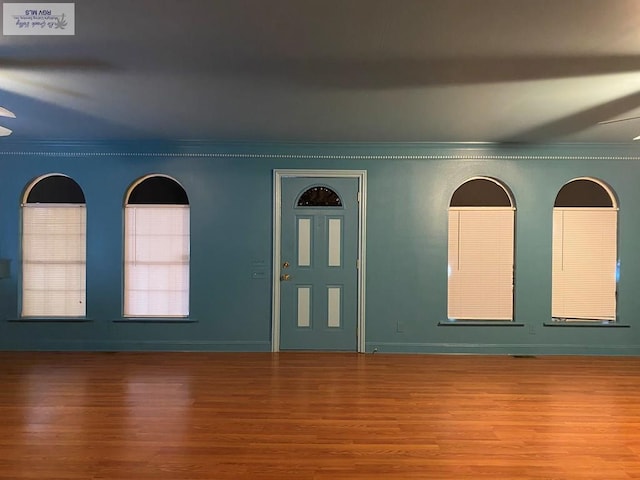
[0, 139, 639, 160]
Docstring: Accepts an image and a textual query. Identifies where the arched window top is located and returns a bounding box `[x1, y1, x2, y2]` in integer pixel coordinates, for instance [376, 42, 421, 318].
[450, 177, 513, 207]
[554, 178, 616, 208]
[24, 174, 85, 204]
[126, 175, 188, 205]
[297, 186, 342, 207]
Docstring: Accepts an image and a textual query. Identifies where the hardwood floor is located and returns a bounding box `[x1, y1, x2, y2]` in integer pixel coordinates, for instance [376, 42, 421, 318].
[1, 352, 640, 479]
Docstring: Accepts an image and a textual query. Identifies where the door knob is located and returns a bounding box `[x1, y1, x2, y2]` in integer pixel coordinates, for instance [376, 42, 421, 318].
[280, 274, 291, 281]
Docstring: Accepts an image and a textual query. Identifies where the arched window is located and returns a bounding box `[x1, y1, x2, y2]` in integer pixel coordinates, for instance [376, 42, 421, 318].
[124, 175, 190, 317]
[21, 174, 86, 317]
[448, 178, 515, 320]
[552, 178, 617, 321]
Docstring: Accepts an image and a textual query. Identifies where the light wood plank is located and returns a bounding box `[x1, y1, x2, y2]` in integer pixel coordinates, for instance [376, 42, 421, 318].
[1, 352, 640, 479]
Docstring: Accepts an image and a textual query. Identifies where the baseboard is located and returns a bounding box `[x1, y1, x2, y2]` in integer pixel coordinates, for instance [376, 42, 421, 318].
[0, 340, 272, 352]
[366, 342, 640, 356]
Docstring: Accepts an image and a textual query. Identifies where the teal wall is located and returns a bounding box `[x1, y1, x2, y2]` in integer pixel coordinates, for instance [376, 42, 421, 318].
[0, 141, 639, 355]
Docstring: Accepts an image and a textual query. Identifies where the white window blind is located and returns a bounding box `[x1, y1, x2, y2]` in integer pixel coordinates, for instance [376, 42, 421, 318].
[552, 208, 617, 320]
[448, 208, 514, 320]
[22, 204, 86, 317]
[124, 205, 190, 317]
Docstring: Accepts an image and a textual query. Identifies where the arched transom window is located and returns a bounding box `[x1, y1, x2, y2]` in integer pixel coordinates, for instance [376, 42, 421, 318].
[297, 186, 342, 207]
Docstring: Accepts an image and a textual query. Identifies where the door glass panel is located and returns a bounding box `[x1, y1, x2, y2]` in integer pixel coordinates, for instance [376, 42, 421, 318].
[297, 218, 311, 266]
[297, 186, 342, 207]
[297, 287, 311, 328]
[327, 287, 341, 328]
[328, 218, 342, 267]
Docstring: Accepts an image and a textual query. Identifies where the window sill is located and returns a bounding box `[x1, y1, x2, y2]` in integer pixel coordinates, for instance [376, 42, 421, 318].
[544, 320, 630, 328]
[113, 317, 198, 324]
[439, 320, 524, 327]
[9, 317, 92, 322]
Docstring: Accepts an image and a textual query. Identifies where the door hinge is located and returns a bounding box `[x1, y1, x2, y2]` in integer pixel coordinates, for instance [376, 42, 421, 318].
[357, 191, 361, 203]
[356, 258, 360, 269]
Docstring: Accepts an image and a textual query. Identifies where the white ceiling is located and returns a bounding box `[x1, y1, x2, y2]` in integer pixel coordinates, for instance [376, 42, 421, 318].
[2, 0, 640, 143]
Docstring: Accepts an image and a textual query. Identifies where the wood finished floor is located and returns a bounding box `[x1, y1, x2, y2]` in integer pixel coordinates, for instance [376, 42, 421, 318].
[1, 352, 640, 479]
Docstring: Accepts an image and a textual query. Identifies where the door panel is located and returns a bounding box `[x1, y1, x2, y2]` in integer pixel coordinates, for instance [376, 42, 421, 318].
[280, 177, 359, 350]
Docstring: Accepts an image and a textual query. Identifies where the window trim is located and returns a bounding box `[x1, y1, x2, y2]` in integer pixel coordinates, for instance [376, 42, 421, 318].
[551, 177, 618, 323]
[447, 177, 516, 322]
[20, 174, 87, 319]
[122, 175, 190, 319]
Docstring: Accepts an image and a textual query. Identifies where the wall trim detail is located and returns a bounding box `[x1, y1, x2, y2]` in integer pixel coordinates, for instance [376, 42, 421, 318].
[3, 151, 640, 161]
[367, 342, 640, 355]
[0, 340, 272, 352]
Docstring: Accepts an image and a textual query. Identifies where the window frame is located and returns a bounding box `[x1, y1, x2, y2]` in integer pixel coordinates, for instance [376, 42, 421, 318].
[447, 177, 516, 322]
[551, 177, 618, 322]
[20, 174, 87, 318]
[123, 175, 190, 319]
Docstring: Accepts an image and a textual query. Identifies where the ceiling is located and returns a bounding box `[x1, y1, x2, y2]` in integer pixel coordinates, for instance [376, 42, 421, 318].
[2, 0, 640, 144]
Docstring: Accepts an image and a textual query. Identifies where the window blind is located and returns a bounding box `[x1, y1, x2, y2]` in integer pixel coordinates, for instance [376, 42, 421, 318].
[124, 205, 190, 317]
[22, 204, 86, 317]
[552, 208, 617, 320]
[448, 208, 514, 320]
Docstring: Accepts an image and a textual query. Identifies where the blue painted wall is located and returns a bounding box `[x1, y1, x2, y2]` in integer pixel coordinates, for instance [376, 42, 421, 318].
[0, 141, 639, 354]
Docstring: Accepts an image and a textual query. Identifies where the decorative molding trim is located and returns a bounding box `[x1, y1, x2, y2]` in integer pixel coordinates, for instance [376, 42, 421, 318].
[2, 151, 640, 160]
[2, 139, 640, 160]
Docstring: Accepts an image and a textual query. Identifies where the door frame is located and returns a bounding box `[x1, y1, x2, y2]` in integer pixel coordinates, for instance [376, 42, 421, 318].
[272, 169, 367, 352]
